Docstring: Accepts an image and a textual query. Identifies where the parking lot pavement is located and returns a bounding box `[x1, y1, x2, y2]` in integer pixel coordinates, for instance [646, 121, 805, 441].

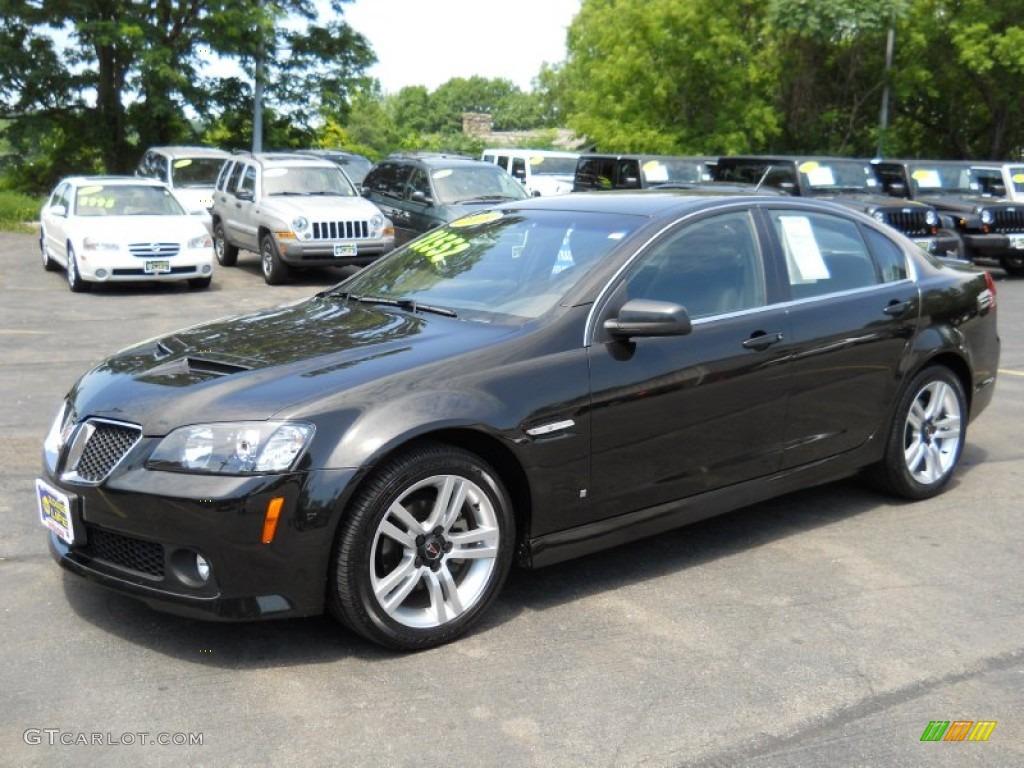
[2, 232, 1022, 767]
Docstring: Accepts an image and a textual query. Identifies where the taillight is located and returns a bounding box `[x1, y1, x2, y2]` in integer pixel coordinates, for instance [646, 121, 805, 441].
[984, 271, 997, 309]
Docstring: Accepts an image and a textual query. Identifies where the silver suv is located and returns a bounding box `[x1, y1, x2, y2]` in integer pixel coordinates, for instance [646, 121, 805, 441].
[211, 152, 395, 284]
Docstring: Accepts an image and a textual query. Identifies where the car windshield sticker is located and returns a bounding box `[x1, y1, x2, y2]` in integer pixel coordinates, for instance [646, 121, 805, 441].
[77, 185, 103, 196]
[911, 169, 942, 188]
[409, 228, 471, 266]
[450, 211, 502, 228]
[77, 189, 115, 210]
[530, 156, 545, 167]
[1012, 171, 1024, 183]
[173, 159, 193, 168]
[432, 169, 453, 179]
[779, 215, 830, 283]
[802, 164, 836, 187]
[642, 161, 669, 182]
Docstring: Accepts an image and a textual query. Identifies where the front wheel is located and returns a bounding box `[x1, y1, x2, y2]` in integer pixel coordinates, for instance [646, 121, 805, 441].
[328, 442, 515, 650]
[66, 246, 90, 293]
[1000, 254, 1024, 276]
[40, 233, 59, 271]
[260, 234, 290, 285]
[870, 366, 966, 500]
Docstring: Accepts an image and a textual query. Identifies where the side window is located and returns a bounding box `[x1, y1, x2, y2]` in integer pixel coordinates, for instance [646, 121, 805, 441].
[616, 159, 642, 189]
[239, 164, 257, 197]
[365, 163, 411, 198]
[226, 161, 245, 195]
[575, 158, 615, 190]
[862, 226, 908, 283]
[407, 168, 431, 201]
[768, 210, 880, 299]
[511, 157, 527, 182]
[496, 155, 510, 171]
[215, 161, 232, 191]
[624, 211, 766, 318]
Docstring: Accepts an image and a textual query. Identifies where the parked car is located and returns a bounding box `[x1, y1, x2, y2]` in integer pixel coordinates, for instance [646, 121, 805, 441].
[39, 176, 215, 291]
[294, 149, 373, 190]
[135, 145, 231, 230]
[573, 154, 713, 191]
[969, 161, 1024, 202]
[480, 148, 579, 196]
[873, 159, 1024, 276]
[361, 153, 529, 245]
[211, 152, 395, 284]
[39, 192, 999, 650]
[712, 155, 962, 258]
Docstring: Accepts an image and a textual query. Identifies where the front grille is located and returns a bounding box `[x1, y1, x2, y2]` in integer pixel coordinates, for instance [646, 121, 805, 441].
[128, 242, 181, 258]
[990, 208, 1024, 233]
[883, 209, 930, 236]
[84, 525, 165, 578]
[311, 220, 370, 240]
[67, 421, 142, 483]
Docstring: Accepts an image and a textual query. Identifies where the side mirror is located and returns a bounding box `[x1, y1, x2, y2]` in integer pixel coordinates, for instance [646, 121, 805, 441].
[885, 181, 907, 197]
[49, 204, 68, 218]
[603, 299, 693, 339]
[410, 190, 431, 204]
[236, 189, 254, 202]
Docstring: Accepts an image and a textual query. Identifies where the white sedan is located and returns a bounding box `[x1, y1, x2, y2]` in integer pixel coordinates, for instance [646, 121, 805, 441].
[39, 176, 216, 291]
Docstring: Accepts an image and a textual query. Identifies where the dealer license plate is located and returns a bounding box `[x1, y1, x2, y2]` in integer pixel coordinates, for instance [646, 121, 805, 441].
[334, 243, 357, 258]
[144, 259, 171, 274]
[36, 478, 75, 545]
[913, 239, 932, 251]
[1009, 234, 1024, 250]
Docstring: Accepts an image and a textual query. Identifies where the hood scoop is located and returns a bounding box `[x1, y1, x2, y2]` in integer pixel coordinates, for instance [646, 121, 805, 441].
[139, 352, 254, 385]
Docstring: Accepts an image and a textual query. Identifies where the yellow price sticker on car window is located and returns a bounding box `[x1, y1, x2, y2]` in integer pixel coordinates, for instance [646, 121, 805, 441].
[78, 185, 104, 196]
[797, 161, 820, 173]
[173, 159, 193, 168]
[1013, 173, 1024, 184]
[450, 211, 502, 228]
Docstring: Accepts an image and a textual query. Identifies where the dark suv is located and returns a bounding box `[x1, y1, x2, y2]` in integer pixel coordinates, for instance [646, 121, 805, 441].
[712, 156, 961, 258]
[573, 154, 712, 191]
[873, 159, 1024, 275]
[361, 154, 529, 245]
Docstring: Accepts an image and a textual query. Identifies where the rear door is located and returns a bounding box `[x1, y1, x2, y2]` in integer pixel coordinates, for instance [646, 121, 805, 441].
[760, 206, 919, 468]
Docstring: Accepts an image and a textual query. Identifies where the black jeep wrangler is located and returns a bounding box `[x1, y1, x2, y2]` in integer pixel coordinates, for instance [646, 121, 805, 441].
[712, 156, 962, 259]
[873, 159, 1024, 276]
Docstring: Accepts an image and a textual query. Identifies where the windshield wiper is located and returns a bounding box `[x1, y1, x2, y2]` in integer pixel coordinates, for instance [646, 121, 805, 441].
[452, 194, 515, 204]
[345, 294, 458, 317]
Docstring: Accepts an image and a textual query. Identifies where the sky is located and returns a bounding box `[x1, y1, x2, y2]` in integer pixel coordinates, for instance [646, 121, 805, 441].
[341, 0, 582, 93]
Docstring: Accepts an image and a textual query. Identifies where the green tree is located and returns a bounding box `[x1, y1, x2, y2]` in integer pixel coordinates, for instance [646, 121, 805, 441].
[0, 0, 374, 192]
[558, 0, 778, 154]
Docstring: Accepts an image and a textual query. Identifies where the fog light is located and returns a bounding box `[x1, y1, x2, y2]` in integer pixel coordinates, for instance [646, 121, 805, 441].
[201, 264, 212, 275]
[196, 554, 211, 582]
[94, 268, 108, 279]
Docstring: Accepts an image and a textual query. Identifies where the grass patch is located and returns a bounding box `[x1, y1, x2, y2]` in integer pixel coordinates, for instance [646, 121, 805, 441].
[0, 190, 44, 233]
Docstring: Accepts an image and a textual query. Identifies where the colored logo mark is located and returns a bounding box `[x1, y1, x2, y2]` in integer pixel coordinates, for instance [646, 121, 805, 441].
[920, 720, 997, 742]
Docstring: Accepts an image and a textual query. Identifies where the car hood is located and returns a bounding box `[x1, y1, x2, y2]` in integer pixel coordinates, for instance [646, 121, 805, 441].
[914, 194, 1008, 213]
[67, 297, 518, 435]
[73, 215, 208, 243]
[260, 195, 383, 220]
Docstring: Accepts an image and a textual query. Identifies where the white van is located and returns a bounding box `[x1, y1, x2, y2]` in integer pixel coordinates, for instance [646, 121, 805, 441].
[480, 149, 580, 196]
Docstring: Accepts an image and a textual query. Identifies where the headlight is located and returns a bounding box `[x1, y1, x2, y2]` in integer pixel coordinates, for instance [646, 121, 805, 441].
[292, 216, 309, 232]
[43, 401, 74, 472]
[83, 237, 118, 251]
[370, 214, 384, 231]
[187, 233, 213, 249]
[980, 209, 994, 225]
[872, 211, 887, 223]
[925, 210, 938, 226]
[148, 421, 315, 475]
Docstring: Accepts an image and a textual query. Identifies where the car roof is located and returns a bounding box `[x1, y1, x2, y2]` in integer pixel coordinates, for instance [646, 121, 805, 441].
[234, 152, 340, 170]
[144, 145, 230, 159]
[579, 153, 712, 163]
[62, 175, 171, 187]
[385, 153, 489, 168]
[717, 155, 873, 165]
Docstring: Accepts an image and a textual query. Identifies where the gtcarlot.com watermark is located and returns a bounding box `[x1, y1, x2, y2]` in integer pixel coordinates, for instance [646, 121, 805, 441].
[24, 729, 203, 747]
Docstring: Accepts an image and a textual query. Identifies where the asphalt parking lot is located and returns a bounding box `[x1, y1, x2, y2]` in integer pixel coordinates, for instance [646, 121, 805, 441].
[1, 230, 1022, 767]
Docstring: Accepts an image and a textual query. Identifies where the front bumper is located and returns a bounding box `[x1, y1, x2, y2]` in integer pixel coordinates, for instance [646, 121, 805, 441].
[279, 237, 394, 268]
[42, 465, 359, 621]
[77, 247, 215, 283]
[961, 232, 1024, 260]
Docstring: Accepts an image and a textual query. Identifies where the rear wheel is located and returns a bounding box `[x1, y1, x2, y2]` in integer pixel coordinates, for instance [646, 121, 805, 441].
[328, 442, 515, 650]
[871, 366, 965, 500]
[213, 221, 238, 266]
[1000, 254, 1024, 276]
[260, 234, 290, 285]
[66, 246, 90, 293]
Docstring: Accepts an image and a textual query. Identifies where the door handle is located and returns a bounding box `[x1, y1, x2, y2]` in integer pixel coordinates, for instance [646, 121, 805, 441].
[883, 300, 912, 316]
[742, 332, 784, 351]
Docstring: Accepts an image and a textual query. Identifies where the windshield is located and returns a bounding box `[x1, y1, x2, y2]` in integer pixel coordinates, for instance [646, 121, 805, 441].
[641, 159, 706, 184]
[169, 158, 225, 188]
[264, 166, 357, 197]
[798, 160, 879, 194]
[906, 164, 982, 195]
[431, 166, 529, 204]
[1009, 167, 1024, 196]
[528, 156, 578, 176]
[338, 209, 642, 320]
[74, 184, 186, 216]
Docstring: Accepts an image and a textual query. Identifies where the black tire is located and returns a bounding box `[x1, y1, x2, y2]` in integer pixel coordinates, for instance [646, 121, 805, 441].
[1000, 254, 1024, 276]
[260, 234, 290, 285]
[40, 233, 59, 271]
[328, 442, 515, 650]
[870, 366, 966, 500]
[188, 276, 212, 290]
[213, 221, 238, 266]
[66, 246, 90, 293]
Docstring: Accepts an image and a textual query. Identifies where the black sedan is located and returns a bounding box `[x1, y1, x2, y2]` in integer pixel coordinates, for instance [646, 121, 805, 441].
[37, 193, 1000, 650]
